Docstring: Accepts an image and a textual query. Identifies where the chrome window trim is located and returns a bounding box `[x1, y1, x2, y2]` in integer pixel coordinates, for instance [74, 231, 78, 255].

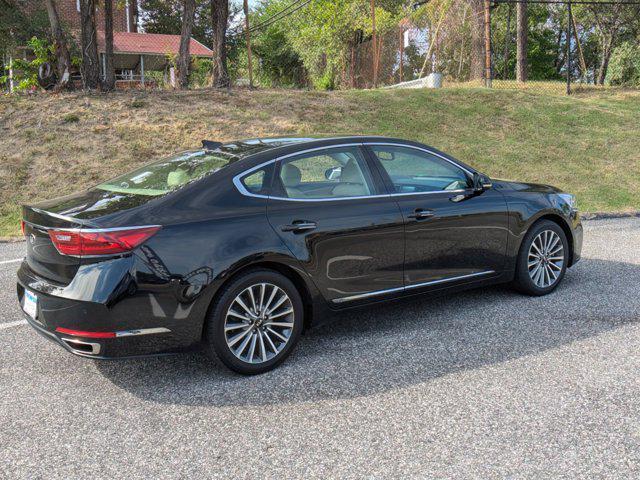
[232, 159, 275, 199]
[332, 270, 495, 304]
[232, 141, 476, 202]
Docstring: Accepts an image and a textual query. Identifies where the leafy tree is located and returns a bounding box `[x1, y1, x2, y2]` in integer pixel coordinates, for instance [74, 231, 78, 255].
[250, 4, 306, 88]
[606, 41, 640, 86]
[0, 0, 49, 59]
[574, 2, 640, 84]
[141, 0, 212, 46]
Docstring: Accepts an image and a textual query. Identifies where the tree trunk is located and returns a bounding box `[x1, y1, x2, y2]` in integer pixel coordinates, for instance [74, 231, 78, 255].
[79, 0, 100, 89]
[516, 0, 528, 82]
[553, 22, 564, 74]
[210, 0, 229, 88]
[102, 0, 116, 91]
[469, 0, 484, 80]
[44, 0, 72, 90]
[178, 0, 196, 89]
[597, 35, 613, 85]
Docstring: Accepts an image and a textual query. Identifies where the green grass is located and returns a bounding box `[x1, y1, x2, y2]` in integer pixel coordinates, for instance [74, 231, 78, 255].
[1, 86, 639, 237]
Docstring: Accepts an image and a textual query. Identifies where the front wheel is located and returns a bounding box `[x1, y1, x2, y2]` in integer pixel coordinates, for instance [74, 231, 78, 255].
[205, 269, 303, 375]
[513, 220, 569, 296]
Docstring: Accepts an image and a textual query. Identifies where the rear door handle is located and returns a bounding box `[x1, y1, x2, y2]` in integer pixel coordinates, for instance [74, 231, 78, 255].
[281, 220, 317, 233]
[407, 209, 435, 220]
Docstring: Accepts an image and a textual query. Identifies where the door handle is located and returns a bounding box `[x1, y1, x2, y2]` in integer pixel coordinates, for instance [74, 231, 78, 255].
[281, 220, 317, 233]
[407, 209, 435, 220]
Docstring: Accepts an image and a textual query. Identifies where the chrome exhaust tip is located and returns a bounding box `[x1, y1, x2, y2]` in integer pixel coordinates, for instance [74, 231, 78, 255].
[61, 337, 101, 355]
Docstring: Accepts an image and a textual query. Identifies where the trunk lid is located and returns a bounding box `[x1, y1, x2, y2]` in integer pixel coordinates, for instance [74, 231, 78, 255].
[22, 189, 158, 285]
[22, 205, 86, 285]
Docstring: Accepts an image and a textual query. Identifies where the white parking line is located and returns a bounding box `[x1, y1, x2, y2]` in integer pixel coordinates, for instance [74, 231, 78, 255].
[0, 320, 28, 330]
[0, 258, 22, 265]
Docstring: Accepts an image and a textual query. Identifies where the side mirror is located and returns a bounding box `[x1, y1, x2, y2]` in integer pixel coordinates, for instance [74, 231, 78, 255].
[473, 173, 492, 192]
[325, 166, 342, 180]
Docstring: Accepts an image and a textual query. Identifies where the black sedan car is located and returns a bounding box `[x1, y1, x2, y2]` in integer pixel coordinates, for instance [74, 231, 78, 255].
[17, 136, 582, 374]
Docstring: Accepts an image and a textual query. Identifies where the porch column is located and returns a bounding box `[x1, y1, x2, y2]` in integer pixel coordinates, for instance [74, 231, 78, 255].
[140, 55, 145, 87]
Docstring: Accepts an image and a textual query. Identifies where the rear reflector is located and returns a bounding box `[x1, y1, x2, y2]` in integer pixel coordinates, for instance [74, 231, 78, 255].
[21, 220, 26, 236]
[55, 327, 116, 338]
[48, 226, 160, 256]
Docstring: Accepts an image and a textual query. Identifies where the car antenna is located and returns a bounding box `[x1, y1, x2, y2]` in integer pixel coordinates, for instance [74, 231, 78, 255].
[202, 140, 223, 150]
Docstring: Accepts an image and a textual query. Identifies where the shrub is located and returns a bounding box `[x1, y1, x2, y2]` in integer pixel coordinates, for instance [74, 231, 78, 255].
[62, 113, 80, 123]
[189, 58, 213, 89]
[1, 37, 55, 92]
[606, 42, 640, 87]
[130, 99, 146, 108]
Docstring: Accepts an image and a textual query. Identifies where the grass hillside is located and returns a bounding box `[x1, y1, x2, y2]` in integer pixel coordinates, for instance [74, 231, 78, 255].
[1, 87, 639, 237]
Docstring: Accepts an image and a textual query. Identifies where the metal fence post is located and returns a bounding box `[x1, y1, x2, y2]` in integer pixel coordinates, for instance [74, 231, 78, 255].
[566, 0, 572, 95]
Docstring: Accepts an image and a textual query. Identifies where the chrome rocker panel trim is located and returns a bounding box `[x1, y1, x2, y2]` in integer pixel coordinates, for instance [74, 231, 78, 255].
[332, 270, 496, 304]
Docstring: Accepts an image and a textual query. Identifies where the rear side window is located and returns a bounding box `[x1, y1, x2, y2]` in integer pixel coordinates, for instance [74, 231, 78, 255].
[96, 150, 237, 196]
[276, 146, 376, 199]
[239, 164, 274, 196]
[371, 145, 470, 193]
[242, 170, 266, 193]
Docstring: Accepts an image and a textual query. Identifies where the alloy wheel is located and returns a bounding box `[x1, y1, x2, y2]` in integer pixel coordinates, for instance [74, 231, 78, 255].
[527, 230, 565, 288]
[224, 283, 294, 364]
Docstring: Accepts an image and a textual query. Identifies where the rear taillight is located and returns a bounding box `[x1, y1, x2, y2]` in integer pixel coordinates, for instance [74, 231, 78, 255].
[48, 226, 160, 256]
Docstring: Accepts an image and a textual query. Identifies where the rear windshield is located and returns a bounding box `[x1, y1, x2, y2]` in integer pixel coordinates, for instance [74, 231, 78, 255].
[95, 150, 236, 196]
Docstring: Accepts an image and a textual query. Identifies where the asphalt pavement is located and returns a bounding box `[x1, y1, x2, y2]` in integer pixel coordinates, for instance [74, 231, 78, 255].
[1, 218, 639, 479]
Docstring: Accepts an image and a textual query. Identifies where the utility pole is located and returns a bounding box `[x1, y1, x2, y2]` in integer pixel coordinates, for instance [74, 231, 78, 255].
[243, 0, 254, 88]
[483, 0, 492, 87]
[371, 0, 377, 88]
[566, 0, 572, 95]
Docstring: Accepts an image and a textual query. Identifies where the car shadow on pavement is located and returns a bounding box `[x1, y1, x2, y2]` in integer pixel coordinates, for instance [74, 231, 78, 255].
[95, 257, 640, 407]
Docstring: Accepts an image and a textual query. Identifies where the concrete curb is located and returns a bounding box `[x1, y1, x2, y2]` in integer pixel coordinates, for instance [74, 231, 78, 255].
[1, 211, 638, 243]
[581, 211, 640, 220]
[0, 237, 24, 244]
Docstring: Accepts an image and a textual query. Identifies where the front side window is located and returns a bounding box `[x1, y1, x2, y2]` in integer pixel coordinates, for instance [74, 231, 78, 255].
[96, 150, 238, 196]
[277, 147, 375, 199]
[371, 145, 470, 194]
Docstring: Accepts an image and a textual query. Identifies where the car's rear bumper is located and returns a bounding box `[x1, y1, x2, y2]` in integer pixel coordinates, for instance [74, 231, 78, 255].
[16, 259, 205, 358]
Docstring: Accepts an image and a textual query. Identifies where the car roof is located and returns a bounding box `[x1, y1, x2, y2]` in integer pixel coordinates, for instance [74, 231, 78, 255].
[209, 135, 425, 160]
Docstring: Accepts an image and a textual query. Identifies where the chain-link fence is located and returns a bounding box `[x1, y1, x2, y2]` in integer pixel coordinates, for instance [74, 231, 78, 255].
[349, 0, 640, 94]
[2, 0, 640, 94]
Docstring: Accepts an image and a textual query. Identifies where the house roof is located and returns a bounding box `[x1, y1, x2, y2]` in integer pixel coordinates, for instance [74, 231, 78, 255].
[97, 31, 213, 57]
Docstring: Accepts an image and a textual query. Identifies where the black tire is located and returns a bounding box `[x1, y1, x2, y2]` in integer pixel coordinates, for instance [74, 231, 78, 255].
[512, 219, 569, 296]
[204, 269, 303, 375]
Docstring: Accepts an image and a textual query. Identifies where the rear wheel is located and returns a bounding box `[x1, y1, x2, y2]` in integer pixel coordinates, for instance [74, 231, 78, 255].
[205, 269, 303, 375]
[513, 220, 569, 296]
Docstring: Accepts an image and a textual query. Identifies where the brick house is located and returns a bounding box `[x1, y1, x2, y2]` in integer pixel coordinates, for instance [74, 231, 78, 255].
[10, 0, 212, 89]
[57, 0, 213, 87]
[56, 0, 136, 33]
